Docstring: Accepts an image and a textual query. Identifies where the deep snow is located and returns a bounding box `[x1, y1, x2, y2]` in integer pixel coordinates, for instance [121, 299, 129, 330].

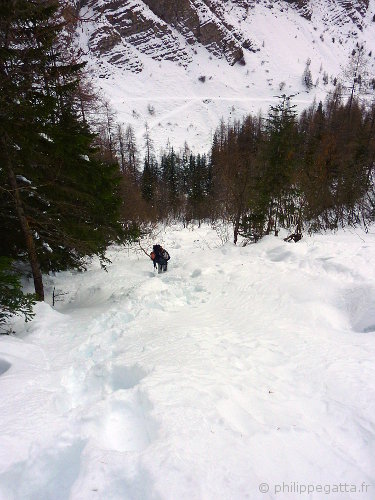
[1, 225, 375, 499]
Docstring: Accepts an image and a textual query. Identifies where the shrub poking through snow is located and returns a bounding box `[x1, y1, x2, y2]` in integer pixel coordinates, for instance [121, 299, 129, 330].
[0, 258, 36, 333]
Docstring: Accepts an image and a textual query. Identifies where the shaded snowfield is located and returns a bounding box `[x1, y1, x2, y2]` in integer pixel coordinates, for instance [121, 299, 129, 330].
[1, 225, 375, 499]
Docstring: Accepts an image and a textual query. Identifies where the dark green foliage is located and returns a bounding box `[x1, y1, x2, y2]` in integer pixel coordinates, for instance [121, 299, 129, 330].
[161, 148, 180, 215]
[141, 157, 159, 204]
[0, 0, 131, 302]
[128, 91, 375, 242]
[140, 137, 213, 223]
[140, 124, 159, 208]
[1, 111, 126, 272]
[209, 93, 375, 242]
[0, 257, 36, 332]
[186, 154, 209, 222]
[261, 94, 300, 235]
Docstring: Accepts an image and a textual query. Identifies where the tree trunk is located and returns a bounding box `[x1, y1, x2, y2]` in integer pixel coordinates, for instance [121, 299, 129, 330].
[266, 200, 274, 235]
[233, 209, 241, 245]
[3, 139, 44, 301]
[274, 196, 281, 236]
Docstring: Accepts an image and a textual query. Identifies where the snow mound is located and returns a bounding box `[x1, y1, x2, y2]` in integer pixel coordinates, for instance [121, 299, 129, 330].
[346, 285, 375, 333]
[1, 224, 375, 499]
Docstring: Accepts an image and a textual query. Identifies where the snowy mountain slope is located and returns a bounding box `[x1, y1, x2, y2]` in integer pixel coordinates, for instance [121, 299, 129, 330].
[1, 225, 375, 499]
[74, 0, 375, 153]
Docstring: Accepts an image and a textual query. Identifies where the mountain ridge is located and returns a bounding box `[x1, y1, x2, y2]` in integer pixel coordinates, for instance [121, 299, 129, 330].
[72, 0, 375, 152]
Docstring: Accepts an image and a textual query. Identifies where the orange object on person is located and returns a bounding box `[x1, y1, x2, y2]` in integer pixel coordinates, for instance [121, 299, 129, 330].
[150, 252, 156, 260]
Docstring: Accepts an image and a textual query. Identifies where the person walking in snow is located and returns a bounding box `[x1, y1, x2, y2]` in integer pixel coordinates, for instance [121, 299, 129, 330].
[150, 244, 170, 274]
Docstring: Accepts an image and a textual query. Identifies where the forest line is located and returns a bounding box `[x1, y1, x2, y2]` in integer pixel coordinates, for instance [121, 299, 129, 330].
[1, 0, 374, 331]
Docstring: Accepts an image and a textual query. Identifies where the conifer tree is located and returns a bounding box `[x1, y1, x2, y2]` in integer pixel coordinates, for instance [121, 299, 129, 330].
[0, 258, 36, 332]
[262, 94, 298, 234]
[0, 0, 129, 301]
[140, 124, 158, 206]
[189, 154, 210, 224]
[180, 143, 191, 196]
[261, 94, 299, 235]
[141, 158, 158, 204]
[161, 148, 180, 216]
[124, 125, 139, 180]
[342, 45, 372, 112]
[298, 100, 329, 226]
[116, 123, 127, 173]
[302, 58, 313, 91]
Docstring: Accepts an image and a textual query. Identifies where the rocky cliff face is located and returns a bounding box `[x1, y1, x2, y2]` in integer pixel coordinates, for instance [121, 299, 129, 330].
[76, 0, 258, 73]
[75, 0, 373, 76]
[141, 0, 253, 63]
[79, 0, 192, 73]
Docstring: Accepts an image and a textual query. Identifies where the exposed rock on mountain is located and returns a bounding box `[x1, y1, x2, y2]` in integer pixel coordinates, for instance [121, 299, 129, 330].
[81, 0, 194, 73]
[76, 0, 255, 72]
[76, 0, 373, 75]
[142, 0, 252, 64]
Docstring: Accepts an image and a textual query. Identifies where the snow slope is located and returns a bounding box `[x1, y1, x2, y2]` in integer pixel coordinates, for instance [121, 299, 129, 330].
[1, 225, 375, 499]
[78, 0, 375, 153]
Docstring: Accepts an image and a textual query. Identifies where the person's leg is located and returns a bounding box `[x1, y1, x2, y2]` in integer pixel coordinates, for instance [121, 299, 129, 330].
[158, 263, 162, 274]
[163, 262, 168, 272]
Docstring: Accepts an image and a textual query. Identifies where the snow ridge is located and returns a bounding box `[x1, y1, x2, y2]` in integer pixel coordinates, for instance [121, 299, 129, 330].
[1, 225, 375, 499]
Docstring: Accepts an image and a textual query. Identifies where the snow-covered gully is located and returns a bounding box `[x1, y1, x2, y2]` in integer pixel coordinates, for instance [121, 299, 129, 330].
[1, 225, 374, 499]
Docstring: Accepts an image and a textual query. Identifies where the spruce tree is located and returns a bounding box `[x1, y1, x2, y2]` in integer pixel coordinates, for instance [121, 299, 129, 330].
[0, 0, 129, 301]
[302, 58, 313, 91]
[161, 148, 180, 216]
[124, 125, 139, 180]
[141, 124, 157, 203]
[262, 94, 299, 235]
[141, 157, 158, 204]
[187, 154, 208, 224]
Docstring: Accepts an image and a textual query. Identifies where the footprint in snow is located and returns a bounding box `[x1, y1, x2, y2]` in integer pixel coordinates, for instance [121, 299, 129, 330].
[109, 364, 147, 391]
[88, 391, 157, 453]
[0, 359, 11, 376]
[191, 269, 202, 278]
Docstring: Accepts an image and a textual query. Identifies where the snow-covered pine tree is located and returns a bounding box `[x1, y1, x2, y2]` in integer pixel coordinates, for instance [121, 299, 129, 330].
[302, 58, 313, 91]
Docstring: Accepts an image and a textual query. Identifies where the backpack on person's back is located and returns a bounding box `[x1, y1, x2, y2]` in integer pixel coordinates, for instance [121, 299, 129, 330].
[150, 244, 170, 273]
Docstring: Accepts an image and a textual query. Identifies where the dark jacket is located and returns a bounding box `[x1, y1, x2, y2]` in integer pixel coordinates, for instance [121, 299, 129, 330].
[152, 245, 170, 267]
